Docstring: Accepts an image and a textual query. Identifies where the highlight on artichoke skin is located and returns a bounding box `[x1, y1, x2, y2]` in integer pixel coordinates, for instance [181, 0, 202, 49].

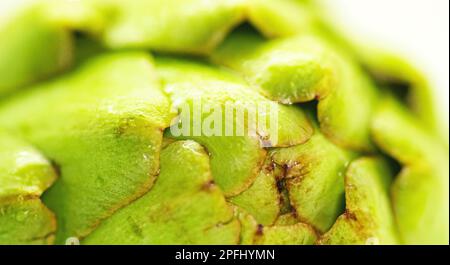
[0, 0, 448, 245]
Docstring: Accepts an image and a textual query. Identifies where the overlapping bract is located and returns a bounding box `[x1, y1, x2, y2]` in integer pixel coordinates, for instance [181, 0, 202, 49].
[0, 0, 447, 245]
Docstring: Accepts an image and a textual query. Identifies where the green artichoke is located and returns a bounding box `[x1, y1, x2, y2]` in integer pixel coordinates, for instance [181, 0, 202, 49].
[0, 0, 448, 245]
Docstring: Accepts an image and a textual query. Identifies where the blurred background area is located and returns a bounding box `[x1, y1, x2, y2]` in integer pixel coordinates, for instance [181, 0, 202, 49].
[320, 0, 449, 137]
[1, 0, 449, 135]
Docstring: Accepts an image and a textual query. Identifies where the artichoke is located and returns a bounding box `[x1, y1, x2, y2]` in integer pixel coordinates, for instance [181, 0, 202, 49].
[0, 0, 448, 245]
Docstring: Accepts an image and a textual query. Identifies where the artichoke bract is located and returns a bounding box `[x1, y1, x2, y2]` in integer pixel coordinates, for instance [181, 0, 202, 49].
[0, 0, 448, 245]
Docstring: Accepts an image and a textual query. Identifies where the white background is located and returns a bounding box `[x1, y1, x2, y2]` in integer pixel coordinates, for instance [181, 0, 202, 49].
[1, 0, 449, 135]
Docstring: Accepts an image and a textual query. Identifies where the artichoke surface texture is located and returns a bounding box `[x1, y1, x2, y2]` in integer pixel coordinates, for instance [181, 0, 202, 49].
[0, 0, 448, 245]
